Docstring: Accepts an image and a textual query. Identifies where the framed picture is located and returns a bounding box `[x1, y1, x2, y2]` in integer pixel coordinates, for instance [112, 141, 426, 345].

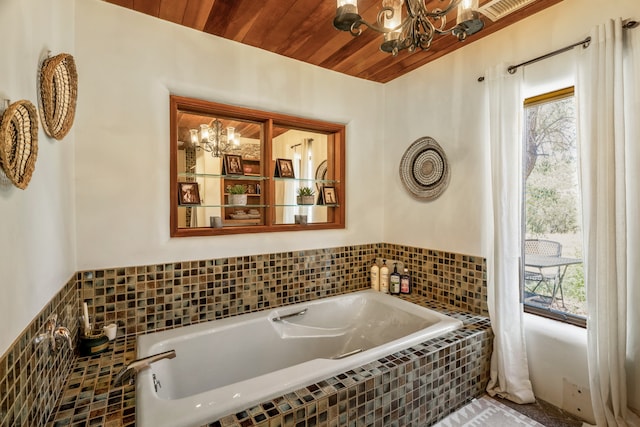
[224, 154, 244, 176]
[322, 186, 338, 205]
[275, 158, 295, 178]
[246, 184, 257, 194]
[178, 182, 201, 205]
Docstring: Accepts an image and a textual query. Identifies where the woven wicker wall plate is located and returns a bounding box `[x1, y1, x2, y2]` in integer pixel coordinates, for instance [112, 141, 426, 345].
[39, 53, 78, 140]
[399, 136, 450, 201]
[0, 100, 39, 189]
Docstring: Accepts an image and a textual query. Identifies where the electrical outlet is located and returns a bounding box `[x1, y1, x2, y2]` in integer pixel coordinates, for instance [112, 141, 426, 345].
[562, 378, 594, 423]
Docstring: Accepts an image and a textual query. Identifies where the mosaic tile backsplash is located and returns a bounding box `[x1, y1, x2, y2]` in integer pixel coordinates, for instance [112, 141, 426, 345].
[0, 277, 78, 427]
[0, 242, 488, 427]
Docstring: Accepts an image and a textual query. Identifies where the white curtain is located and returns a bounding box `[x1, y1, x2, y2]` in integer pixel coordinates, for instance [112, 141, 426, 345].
[576, 18, 640, 427]
[483, 64, 536, 404]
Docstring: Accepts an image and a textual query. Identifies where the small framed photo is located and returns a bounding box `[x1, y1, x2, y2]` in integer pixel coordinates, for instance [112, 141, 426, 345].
[178, 182, 201, 205]
[276, 158, 295, 178]
[224, 154, 244, 176]
[322, 186, 338, 205]
[246, 184, 257, 194]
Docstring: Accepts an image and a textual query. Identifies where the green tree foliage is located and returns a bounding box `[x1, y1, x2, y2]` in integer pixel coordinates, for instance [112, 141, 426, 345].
[525, 97, 578, 235]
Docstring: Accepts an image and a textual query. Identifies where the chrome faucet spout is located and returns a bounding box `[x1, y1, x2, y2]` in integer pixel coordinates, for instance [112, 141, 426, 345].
[33, 314, 73, 352]
[54, 326, 73, 351]
[112, 349, 176, 387]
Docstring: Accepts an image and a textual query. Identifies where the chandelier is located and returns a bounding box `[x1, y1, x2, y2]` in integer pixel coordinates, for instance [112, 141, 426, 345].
[333, 0, 484, 56]
[190, 120, 240, 158]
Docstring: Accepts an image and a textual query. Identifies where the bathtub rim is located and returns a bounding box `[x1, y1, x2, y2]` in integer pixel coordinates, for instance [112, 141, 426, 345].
[135, 290, 464, 427]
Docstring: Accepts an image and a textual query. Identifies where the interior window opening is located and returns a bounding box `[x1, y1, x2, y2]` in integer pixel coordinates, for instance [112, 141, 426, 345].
[522, 87, 586, 327]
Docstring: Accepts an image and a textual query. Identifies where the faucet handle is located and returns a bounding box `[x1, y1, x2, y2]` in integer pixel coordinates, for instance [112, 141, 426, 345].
[54, 326, 73, 351]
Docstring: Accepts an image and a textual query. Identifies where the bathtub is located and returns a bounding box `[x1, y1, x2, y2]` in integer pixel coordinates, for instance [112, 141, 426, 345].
[135, 290, 463, 427]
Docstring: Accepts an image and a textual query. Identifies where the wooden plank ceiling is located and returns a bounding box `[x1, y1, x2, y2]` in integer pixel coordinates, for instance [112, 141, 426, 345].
[103, 0, 563, 83]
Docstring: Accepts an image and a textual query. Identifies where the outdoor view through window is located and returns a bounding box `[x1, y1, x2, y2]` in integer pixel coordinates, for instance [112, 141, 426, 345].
[523, 87, 585, 326]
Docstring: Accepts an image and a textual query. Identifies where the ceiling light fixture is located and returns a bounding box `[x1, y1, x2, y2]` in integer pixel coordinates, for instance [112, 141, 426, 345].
[333, 0, 484, 56]
[190, 120, 240, 158]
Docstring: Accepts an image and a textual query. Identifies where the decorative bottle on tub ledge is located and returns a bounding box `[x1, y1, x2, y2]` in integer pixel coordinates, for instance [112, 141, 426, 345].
[390, 263, 401, 295]
[379, 259, 389, 294]
[370, 259, 380, 291]
[400, 267, 412, 294]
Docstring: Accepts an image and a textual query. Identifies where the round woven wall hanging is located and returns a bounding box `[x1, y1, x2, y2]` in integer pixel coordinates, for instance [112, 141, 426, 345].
[39, 53, 78, 140]
[0, 100, 39, 189]
[399, 136, 450, 200]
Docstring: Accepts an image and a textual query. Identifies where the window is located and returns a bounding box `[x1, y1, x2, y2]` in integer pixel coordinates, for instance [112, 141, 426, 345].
[522, 87, 586, 327]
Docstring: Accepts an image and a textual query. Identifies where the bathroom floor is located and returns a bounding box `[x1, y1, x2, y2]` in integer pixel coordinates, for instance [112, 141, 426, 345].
[493, 395, 584, 427]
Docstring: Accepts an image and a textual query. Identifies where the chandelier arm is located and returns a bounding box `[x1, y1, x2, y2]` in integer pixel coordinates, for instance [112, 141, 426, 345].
[351, 7, 411, 35]
[424, 0, 461, 18]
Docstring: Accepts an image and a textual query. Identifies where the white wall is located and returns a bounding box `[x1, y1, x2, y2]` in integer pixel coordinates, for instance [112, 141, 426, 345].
[0, 0, 77, 356]
[73, 0, 386, 270]
[383, 0, 640, 414]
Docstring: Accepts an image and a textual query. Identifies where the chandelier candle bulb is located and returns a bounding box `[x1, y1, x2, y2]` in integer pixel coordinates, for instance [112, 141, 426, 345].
[383, 0, 403, 42]
[334, 0, 359, 31]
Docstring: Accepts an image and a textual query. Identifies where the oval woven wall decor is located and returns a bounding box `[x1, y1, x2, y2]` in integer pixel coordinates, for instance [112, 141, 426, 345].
[0, 100, 39, 189]
[399, 136, 450, 200]
[39, 53, 78, 140]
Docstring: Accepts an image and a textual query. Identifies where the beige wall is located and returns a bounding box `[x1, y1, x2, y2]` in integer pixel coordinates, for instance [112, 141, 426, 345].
[383, 0, 640, 414]
[0, 0, 77, 356]
[73, 0, 386, 270]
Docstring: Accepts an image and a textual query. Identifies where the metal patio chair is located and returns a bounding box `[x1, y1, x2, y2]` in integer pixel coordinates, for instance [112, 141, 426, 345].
[524, 239, 562, 302]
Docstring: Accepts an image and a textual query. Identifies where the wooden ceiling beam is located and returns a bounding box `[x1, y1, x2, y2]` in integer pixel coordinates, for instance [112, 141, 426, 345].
[182, 0, 216, 31]
[159, 0, 188, 24]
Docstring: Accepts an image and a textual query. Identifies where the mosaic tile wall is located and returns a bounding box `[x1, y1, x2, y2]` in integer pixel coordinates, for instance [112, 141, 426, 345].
[80, 244, 380, 337]
[0, 277, 78, 427]
[79, 243, 486, 337]
[0, 242, 487, 427]
[380, 244, 488, 316]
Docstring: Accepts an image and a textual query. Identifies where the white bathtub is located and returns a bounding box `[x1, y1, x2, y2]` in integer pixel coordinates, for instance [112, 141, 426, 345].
[135, 290, 463, 427]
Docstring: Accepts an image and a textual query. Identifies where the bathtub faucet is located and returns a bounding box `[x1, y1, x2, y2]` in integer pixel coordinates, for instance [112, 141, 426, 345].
[33, 314, 73, 353]
[112, 349, 176, 386]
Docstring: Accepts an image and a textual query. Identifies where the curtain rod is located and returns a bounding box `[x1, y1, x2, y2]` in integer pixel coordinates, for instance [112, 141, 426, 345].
[477, 19, 638, 82]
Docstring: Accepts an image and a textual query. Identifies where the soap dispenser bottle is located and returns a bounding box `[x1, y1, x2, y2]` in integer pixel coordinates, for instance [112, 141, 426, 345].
[390, 263, 401, 295]
[370, 259, 380, 291]
[379, 260, 389, 294]
[400, 267, 412, 294]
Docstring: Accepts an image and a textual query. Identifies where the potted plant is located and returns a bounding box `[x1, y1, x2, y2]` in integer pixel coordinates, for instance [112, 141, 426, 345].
[227, 184, 247, 206]
[296, 187, 315, 205]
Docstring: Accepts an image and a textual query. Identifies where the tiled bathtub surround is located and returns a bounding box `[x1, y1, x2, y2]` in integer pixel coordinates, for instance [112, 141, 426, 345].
[0, 243, 487, 427]
[0, 277, 78, 427]
[47, 298, 492, 427]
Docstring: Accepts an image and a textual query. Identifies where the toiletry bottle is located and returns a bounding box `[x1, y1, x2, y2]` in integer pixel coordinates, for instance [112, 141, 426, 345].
[390, 263, 401, 295]
[371, 259, 380, 291]
[379, 260, 390, 294]
[400, 267, 412, 294]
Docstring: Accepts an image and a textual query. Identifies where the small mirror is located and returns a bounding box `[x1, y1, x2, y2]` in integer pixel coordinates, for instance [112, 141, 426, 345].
[175, 111, 265, 228]
[272, 127, 333, 225]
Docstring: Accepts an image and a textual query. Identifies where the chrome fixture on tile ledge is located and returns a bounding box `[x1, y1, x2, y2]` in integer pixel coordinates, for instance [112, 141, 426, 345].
[33, 314, 73, 352]
[112, 349, 176, 387]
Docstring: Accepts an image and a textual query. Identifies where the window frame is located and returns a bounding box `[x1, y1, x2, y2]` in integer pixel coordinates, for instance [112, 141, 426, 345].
[521, 86, 586, 328]
[169, 96, 346, 237]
